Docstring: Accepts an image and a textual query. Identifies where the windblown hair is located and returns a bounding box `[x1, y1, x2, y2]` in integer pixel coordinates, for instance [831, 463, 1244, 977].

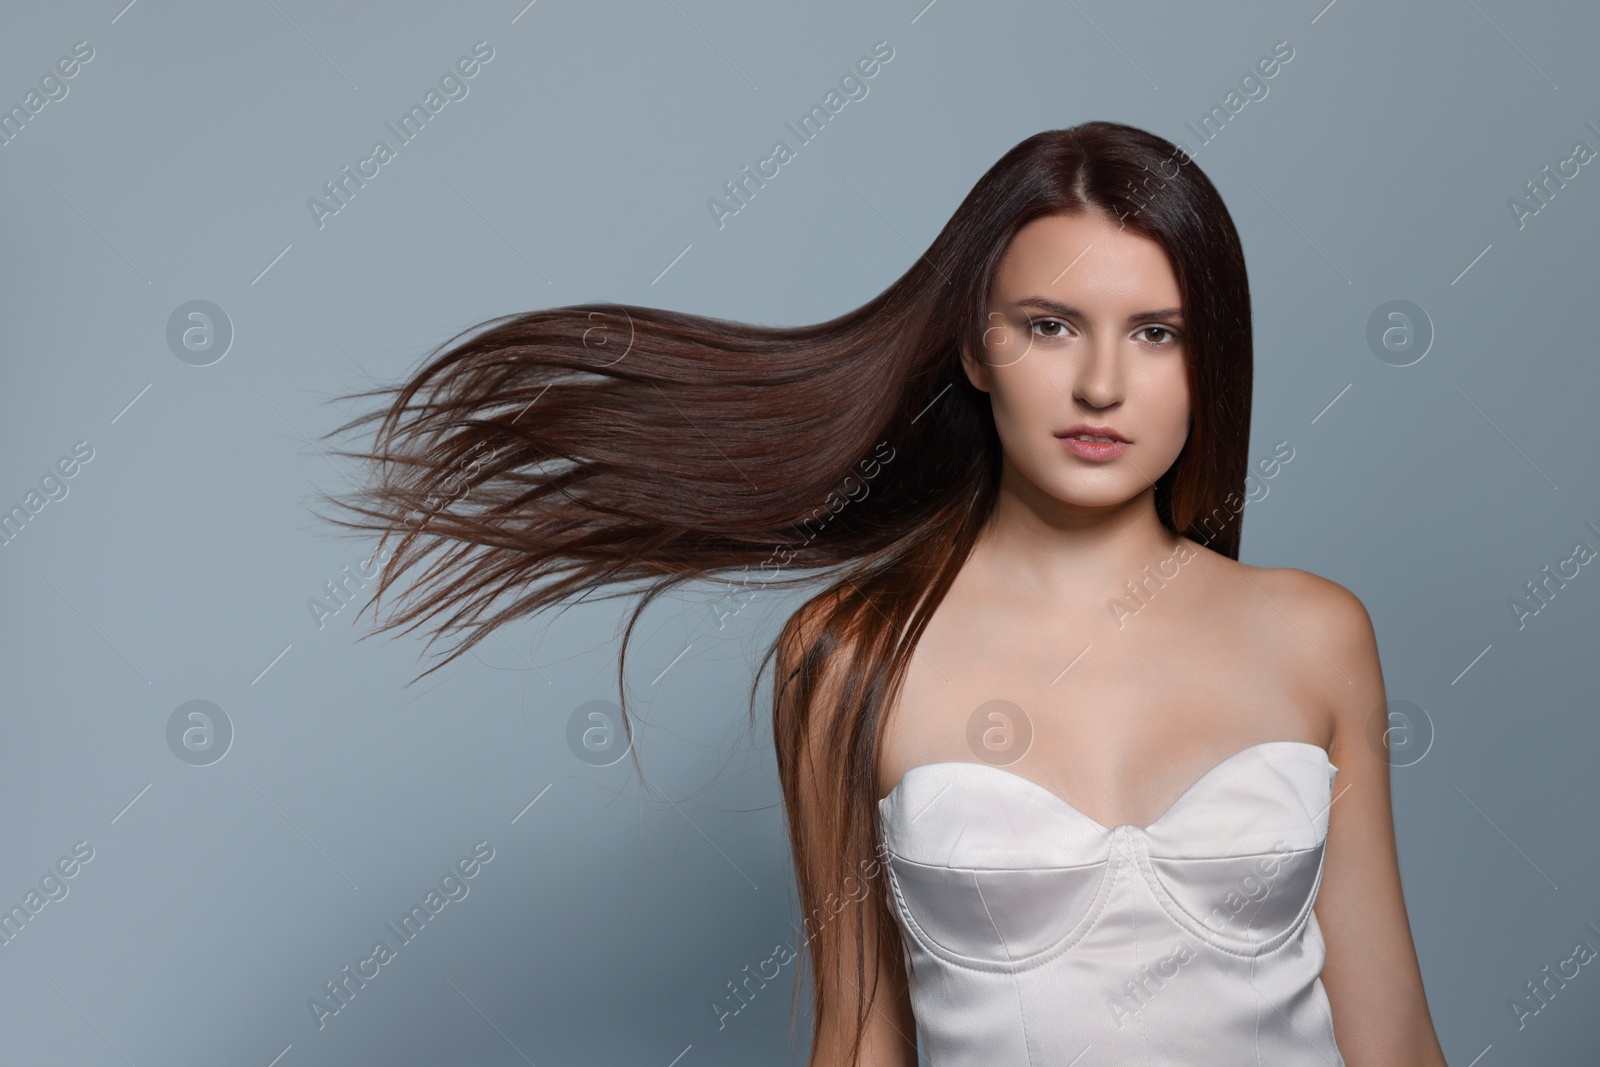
[318, 121, 1252, 1065]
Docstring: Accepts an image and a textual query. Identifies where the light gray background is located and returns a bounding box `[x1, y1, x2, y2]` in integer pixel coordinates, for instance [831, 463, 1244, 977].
[3, 1, 1598, 1064]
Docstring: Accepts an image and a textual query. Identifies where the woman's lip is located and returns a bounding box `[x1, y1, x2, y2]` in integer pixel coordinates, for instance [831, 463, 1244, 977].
[1056, 424, 1127, 442]
[1059, 435, 1130, 461]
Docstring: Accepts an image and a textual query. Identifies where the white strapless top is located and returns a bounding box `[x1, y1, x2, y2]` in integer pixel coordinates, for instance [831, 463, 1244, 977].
[877, 740, 1345, 1065]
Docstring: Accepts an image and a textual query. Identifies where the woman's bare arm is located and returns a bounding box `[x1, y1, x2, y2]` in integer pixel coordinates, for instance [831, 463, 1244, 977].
[1286, 571, 1449, 1066]
[779, 601, 919, 1067]
[801, 863, 920, 1067]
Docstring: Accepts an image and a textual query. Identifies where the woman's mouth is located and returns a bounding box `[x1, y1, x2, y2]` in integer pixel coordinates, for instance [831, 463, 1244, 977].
[1055, 425, 1129, 461]
[1059, 435, 1129, 460]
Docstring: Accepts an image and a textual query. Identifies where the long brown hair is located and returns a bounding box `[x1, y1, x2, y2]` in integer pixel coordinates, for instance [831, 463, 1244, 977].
[318, 120, 1252, 1064]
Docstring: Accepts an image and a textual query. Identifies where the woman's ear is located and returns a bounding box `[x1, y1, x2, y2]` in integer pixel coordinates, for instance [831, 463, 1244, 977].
[958, 335, 991, 394]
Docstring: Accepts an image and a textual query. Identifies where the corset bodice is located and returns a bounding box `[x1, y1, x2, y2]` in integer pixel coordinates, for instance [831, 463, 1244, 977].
[877, 740, 1346, 1065]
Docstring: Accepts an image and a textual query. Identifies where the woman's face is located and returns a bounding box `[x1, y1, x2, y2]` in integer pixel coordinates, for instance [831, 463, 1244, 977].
[960, 210, 1191, 512]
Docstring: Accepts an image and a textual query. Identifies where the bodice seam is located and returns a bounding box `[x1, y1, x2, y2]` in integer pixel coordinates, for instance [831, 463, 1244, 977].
[1130, 834, 1330, 960]
[883, 842, 1121, 974]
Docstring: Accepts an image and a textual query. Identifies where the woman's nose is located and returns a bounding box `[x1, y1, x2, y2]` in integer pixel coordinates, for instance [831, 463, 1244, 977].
[1070, 338, 1125, 409]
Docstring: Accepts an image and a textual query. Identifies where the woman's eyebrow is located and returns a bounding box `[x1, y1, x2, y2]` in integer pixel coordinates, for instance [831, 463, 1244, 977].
[1014, 296, 1185, 321]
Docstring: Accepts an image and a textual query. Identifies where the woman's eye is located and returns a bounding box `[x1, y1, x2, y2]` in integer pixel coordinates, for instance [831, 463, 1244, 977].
[1139, 325, 1179, 345]
[1031, 318, 1067, 338]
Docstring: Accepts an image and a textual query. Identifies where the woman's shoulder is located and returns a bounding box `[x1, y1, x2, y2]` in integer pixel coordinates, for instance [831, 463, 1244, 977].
[1190, 545, 1383, 736]
[1179, 538, 1371, 630]
[1229, 557, 1372, 643]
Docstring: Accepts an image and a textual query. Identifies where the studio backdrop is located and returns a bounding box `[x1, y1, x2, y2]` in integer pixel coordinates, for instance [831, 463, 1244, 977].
[2, 1, 1597, 1064]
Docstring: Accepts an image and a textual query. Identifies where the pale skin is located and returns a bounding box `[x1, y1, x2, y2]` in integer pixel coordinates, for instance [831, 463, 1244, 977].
[799, 211, 1449, 1065]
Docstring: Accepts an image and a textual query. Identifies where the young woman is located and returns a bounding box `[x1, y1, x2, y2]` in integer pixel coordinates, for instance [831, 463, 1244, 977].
[325, 122, 1448, 1065]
